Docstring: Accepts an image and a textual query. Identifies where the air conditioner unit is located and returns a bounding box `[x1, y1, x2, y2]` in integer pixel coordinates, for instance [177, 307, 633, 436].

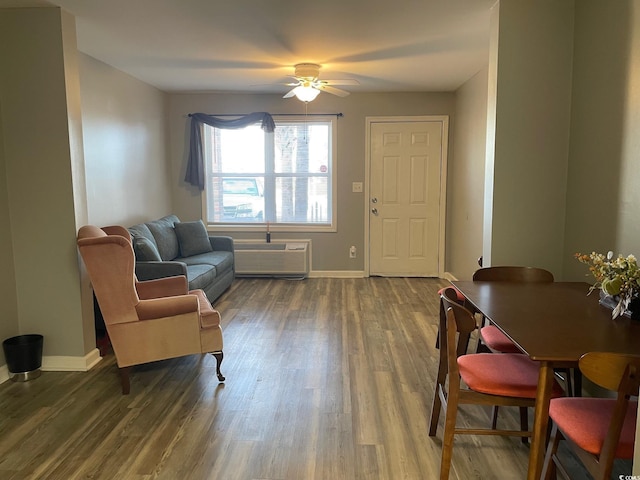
[234, 241, 310, 278]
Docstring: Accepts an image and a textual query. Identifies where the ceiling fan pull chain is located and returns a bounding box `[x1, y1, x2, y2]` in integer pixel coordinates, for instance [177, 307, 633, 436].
[304, 102, 309, 143]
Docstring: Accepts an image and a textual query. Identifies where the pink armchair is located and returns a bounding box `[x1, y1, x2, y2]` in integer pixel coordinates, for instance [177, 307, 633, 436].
[77, 225, 224, 394]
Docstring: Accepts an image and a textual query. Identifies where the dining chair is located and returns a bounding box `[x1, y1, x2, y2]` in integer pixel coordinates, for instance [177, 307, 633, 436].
[541, 352, 640, 480]
[428, 288, 564, 479]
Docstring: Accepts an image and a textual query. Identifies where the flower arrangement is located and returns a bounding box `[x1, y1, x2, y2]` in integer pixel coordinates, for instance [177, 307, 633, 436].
[575, 251, 640, 318]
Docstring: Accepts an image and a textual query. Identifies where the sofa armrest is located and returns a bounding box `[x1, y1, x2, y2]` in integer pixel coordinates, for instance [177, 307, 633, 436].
[209, 236, 234, 252]
[135, 261, 187, 281]
[136, 276, 189, 299]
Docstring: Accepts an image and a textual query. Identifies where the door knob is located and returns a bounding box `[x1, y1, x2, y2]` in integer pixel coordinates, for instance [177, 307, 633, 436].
[371, 198, 378, 203]
[371, 208, 378, 215]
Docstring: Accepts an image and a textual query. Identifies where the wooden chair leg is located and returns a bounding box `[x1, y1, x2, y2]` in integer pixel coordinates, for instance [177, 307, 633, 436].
[541, 423, 561, 480]
[573, 368, 582, 397]
[119, 366, 131, 395]
[491, 405, 499, 429]
[429, 356, 448, 436]
[440, 393, 458, 480]
[429, 385, 444, 436]
[519, 406, 529, 444]
[212, 351, 225, 382]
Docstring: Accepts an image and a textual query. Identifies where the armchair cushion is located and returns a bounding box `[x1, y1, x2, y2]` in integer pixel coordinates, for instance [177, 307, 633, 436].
[175, 220, 213, 257]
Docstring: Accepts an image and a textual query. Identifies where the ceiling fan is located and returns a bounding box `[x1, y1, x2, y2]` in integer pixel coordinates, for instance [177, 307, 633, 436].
[282, 63, 359, 102]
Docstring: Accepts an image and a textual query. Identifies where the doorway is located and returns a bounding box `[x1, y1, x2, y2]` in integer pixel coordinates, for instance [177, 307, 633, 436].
[365, 116, 448, 277]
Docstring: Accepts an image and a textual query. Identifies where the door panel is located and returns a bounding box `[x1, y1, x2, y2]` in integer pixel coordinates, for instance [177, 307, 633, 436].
[370, 121, 443, 276]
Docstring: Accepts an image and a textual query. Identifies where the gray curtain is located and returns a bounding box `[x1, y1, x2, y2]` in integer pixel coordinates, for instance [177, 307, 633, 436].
[185, 112, 276, 190]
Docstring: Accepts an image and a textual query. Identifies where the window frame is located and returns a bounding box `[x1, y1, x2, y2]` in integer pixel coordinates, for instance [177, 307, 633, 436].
[202, 115, 337, 233]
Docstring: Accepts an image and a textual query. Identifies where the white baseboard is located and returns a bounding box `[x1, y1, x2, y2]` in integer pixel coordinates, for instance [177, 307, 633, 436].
[309, 271, 456, 280]
[0, 349, 101, 384]
[41, 348, 102, 372]
[442, 272, 458, 282]
[308, 270, 367, 278]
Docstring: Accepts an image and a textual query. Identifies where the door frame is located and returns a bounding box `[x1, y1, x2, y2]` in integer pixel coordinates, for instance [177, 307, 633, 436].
[364, 115, 449, 277]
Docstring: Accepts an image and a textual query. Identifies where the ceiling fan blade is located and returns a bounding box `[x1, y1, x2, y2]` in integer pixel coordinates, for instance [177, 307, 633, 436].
[317, 85, 351, 97]
[322, 79, 360, 86]
[283, 87, 298, 99]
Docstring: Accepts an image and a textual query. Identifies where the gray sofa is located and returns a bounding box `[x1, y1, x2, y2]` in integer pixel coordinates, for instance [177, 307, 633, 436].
[128, 215, 234, 303]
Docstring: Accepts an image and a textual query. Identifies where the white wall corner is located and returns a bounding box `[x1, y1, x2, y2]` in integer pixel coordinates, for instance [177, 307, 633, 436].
[0, 364, 9, 384]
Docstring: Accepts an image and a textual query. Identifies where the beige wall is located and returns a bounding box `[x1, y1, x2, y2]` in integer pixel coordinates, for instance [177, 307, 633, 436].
[79, 54, 171, 226]
[486, 1, 574, 278]
[168, 92, 455, 272]
[0, 7, 172, 369]
[448, 67, 488, 280]
[0, 94, 19, 364]
[0, 7, 89, 359]
[563, 0, 640, 280]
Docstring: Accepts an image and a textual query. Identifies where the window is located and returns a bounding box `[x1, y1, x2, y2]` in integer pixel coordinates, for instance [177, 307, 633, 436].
[203, 116, 336, 230]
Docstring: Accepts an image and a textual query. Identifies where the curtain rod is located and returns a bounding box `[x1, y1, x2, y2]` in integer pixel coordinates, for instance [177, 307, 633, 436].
[187, 113, 343, 118]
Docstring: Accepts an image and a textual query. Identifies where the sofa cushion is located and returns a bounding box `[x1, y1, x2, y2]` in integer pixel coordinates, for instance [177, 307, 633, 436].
[178, 251, 234, 274]
[185, 264, 217, 291]
[132, 236, 162, 262]
[146, 215, 180, 261]
[128, 223, 162, 261]
[129, 223, 155, 244]
[174, 220, 213, 257]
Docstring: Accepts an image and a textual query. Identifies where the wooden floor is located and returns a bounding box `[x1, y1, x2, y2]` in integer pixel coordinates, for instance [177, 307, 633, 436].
[0, 277, 631, 479]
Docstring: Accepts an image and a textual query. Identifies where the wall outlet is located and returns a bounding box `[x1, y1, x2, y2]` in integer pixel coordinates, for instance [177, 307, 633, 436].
[352, 182, 363, 193]
[349, 245, 357, 258]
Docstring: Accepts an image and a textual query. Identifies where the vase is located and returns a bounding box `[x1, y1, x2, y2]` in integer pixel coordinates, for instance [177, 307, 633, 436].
[599, 290, 640, 320]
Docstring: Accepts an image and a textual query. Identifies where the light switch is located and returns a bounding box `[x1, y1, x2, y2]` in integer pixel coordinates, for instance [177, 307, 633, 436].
[352, 182, 363, 193]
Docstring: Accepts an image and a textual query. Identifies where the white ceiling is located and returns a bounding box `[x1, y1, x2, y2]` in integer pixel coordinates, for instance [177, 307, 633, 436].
[3, 0, 496, 94]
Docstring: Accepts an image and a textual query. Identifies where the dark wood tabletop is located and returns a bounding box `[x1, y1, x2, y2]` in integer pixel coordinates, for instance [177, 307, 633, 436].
[451, 280, 640, 479]
[452, 281, 640, 361]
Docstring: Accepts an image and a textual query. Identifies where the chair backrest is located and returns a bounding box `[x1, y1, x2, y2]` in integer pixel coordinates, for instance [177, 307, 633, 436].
[580, 352, 640, 395]
[472, 266, 554, 283]
[77, 225, 140, 326]
[440, 288, 477, 378]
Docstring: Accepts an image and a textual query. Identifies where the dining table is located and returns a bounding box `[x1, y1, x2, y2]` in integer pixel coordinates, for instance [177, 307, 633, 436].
[451, 280, 640, 480]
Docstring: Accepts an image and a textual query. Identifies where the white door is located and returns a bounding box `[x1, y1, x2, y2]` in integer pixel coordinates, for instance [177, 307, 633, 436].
[368, 120, 445, 277]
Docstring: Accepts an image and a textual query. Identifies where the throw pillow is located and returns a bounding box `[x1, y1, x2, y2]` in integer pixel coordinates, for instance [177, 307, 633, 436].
[133, 236, 162, 262]
[174, 220, 213, 257]
[147, 216, 180, 260]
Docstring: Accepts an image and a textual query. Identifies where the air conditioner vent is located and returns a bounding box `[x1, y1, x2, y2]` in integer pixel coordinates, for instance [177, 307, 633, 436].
[234, 241, 310, 278]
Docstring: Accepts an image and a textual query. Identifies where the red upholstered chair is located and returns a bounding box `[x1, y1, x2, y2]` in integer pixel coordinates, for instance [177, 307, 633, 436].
[77, 225, 225, 394]
[541, 352, 640, 480]
[428, 288, 564, 479]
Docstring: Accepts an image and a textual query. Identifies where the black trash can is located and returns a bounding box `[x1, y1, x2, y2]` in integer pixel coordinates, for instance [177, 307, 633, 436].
[2, 334, 43, 382]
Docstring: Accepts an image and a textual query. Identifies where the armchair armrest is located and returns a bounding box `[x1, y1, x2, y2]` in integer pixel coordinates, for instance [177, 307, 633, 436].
[135, 261, 187, 281]
[209, 236, 234, 252]
[136, 276, 188, 299]
[135, 295, 199, 320]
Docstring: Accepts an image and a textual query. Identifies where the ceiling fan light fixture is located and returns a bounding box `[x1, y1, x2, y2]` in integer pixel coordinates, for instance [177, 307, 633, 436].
[293, 85, 320, 102]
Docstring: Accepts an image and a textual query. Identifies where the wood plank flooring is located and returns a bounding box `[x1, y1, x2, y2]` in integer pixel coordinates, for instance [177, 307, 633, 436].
[0, 277, 631, 479]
